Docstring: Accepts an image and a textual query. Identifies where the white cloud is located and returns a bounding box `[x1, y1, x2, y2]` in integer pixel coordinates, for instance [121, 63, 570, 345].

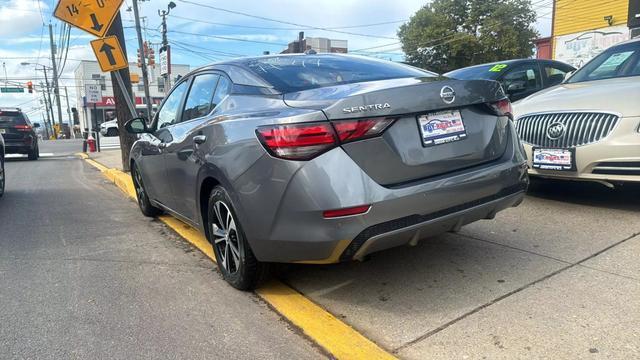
[0, 1, 48, 37]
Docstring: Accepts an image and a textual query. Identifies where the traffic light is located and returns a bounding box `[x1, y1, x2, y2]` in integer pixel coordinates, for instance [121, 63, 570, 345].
[148, 48, 155, 68]
[137, 48, 142, 68]
[26, 81, 33, 93]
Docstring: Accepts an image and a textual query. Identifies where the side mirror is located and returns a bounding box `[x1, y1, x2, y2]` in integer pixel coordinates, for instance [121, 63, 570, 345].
[124, 117, 149, 134]
[33, 123, 41, 128]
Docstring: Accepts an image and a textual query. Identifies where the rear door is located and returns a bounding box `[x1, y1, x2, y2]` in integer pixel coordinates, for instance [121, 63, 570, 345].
[164, 72, 229, 221]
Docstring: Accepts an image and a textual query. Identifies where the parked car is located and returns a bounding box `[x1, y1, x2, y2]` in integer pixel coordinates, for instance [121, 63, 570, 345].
[100, 119, 118, 136]
[0, 108, 39, 160]
[0, 130, 4, 197]
[514, 38, 640, 186]
[125, 54, 529, 290]
[445, 59, 576, 102]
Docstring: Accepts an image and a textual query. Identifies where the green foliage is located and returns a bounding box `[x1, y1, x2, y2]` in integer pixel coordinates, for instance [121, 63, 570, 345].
[398, 0, 539, 73]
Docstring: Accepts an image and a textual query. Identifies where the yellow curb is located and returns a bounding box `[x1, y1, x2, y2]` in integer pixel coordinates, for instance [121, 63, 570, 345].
[80, 154, 396, 360]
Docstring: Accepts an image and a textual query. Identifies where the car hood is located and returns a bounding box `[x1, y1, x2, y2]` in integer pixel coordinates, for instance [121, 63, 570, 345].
[513, 76, 640, 119]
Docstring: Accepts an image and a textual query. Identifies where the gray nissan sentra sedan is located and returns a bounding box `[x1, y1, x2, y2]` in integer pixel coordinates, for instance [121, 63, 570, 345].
[125, 54, 529, 290]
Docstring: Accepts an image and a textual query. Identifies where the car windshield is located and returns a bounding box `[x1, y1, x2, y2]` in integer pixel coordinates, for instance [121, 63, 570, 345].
[444, 64, 505, 80]
[0, 111, 26, 125]
[567, 41, 640, 83]
[243, 55, 435, 93]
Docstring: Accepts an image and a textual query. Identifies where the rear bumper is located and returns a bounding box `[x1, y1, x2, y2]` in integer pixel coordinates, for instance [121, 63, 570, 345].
[523, 116, 640, 183]
[5, 140, 34, 154]
[234, 124, 528, 263]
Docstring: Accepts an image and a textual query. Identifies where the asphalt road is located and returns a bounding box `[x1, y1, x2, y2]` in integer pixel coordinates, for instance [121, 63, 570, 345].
[0, 140, 324, 359]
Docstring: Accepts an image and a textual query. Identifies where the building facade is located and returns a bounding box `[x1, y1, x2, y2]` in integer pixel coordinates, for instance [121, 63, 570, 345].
[550, 0, 639, 68]
[281, 33, 348, 54]
[73, 61, 190, 130]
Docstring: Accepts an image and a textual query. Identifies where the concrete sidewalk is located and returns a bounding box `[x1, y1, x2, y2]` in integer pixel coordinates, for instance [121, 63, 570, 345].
[88, 149, 125, 171]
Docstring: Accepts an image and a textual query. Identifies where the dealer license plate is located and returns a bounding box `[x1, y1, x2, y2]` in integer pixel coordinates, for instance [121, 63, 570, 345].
[417, 110, 467, 147]
[533, 148, 575, 171]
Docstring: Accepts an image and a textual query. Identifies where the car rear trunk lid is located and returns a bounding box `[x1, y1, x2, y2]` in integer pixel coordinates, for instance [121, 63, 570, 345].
[284, 77, 511, 186]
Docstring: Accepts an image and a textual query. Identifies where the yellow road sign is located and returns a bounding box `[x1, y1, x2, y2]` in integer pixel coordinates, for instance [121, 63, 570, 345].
[54, 0, 124, 37]
[90, 36, 128, 72]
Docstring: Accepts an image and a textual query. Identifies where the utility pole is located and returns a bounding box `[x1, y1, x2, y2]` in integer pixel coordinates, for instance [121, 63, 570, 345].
[48, 23, 63, 139]
[132, 0, 153, 119]
[40, 85, 51, 139]
[159, 2, 176, 96]
[107, 13, 137, 171]
[64, 87, 73, 138]
[41, 66, 55, 128]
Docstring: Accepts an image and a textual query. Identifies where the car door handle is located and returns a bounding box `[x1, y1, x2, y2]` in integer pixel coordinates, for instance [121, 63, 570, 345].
[193, 135, 207, 145]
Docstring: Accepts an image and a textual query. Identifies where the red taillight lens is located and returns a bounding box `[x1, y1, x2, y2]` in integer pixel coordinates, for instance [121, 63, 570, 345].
[332, 117, 394, 143]
[489, 98, 513, 119]
[14, 125, 32, 132]
[323, 205, 371, 218]
[256, 122, 337, 160]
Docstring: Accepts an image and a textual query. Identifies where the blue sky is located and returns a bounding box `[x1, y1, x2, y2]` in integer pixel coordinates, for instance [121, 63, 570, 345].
[0, 0, 553, 120]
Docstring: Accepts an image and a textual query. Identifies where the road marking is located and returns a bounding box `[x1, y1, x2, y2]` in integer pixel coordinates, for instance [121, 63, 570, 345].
[80, 153, 396, 360]
[6, 153, 55, 158]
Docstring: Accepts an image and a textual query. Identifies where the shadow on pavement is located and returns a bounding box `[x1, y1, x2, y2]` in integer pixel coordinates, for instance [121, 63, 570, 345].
[527, 178, 640, 212]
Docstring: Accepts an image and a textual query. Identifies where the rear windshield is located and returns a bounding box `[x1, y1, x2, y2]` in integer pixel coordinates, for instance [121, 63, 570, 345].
[243, 55, 434, 93]
[0, 111, 27, 125]
[444, 64, 506, 80]
[567, 41, 640, 83]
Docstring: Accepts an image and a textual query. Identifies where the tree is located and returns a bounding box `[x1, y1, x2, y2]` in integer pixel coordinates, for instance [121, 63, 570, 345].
[398, 0, 539, 73]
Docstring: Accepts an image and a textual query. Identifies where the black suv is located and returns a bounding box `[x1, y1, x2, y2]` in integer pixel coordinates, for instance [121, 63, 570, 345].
[0, 108, 39, 160]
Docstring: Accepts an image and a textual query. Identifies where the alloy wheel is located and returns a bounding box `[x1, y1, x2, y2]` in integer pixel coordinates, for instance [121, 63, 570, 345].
[133, 168, 146, 204]
[211, 201, 241, 274]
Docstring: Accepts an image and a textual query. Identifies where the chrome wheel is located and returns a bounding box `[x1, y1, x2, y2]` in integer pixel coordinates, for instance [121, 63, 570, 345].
[211, 201, 241, 274]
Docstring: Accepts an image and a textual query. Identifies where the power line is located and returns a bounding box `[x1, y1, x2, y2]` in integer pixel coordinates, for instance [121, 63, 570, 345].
[177, 0, 399, 40]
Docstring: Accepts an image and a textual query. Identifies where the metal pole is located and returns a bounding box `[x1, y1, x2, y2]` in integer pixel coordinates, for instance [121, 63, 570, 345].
[64, 86, 73, 139]
[48, 23, 64, 139]
[132, 0, 153, 119]
[160, 10, 170, 95]
[40, 89, 51, 139]
[114, 71, 138, 118]
[41, 67, 54, 126]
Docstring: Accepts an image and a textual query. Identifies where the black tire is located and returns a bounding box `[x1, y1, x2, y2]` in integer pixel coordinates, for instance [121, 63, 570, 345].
[27, 144, 39, 161]
[106, 128, 119, 137]
[207, 186, 268, 290]
[132, 163, 162, 217]
[0, 156, 5, 198]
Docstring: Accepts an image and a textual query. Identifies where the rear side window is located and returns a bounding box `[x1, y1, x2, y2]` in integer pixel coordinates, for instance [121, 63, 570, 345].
[182, 74, 220, 122]
[0, 111, 27, 125]
[243, 55, 433, 93]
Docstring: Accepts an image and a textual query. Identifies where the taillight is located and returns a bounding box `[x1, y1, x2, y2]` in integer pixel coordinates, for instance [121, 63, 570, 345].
[14, 125, 32, 132]
[256, 122, 337, 160]
[332, 117, 394, 143]
[488, 98, 513, 120]
[257, 117, 395, 160]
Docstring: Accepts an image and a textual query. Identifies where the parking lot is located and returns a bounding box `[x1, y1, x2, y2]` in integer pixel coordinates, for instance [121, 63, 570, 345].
[36, 147, 635, 359]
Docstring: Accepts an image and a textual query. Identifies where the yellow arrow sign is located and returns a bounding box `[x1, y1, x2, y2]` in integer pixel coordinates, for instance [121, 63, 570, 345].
[54, 0, 124, 37]
[90, 36, 128, 72]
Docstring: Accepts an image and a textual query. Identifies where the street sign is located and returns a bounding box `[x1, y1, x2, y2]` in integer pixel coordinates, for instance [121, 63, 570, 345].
[159, 47, 170, 76]
[1, 88, 24, 93]
[85, 84, 102, 103]
[53, 0, 124, 37]
[90, 36, 128, 72]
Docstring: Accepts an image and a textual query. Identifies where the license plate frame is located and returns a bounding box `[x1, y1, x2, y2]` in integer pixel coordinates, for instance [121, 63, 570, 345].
[417, 110, 467, 147]
[532, 147, 576, 171]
